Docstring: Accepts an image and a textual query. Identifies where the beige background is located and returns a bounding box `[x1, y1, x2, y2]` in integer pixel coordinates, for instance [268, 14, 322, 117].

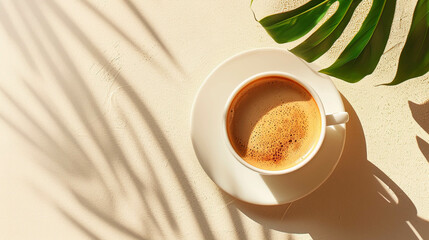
[0, 0, 428, 239]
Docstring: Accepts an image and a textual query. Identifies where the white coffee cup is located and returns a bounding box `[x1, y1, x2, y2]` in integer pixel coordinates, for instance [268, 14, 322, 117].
[223, 71, 349, 175]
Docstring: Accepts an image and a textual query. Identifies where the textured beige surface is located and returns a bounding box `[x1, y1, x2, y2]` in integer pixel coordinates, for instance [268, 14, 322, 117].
[0, 0, 428, 239]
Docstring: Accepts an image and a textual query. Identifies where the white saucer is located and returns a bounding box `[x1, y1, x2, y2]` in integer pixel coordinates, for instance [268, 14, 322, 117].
[190, 48, 346, 205]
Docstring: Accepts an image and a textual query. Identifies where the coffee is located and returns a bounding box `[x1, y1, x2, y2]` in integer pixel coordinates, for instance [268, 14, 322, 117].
[226, 76, 321, 171]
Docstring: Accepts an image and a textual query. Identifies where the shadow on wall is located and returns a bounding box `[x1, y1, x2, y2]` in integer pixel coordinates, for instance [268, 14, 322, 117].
[232, 96, 429, 240]
[409, 101, 429, 162]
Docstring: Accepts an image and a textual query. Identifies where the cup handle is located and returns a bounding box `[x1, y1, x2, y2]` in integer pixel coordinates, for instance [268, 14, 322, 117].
[326, 112, 349, 126]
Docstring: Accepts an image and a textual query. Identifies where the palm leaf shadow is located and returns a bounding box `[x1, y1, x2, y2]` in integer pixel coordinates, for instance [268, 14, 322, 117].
[409, 100, 429, 162]
[0, 0, 227, 239]
[409, 100, 429, 134]
[121, 0, 184, 74]
[0, 85, 147, 239]
[8, 0, 174, 237]
[78, 0, 172, 77]
[11, 0, 124, 189]
[17, 1, 166, 219]
[42, 1, 217, 239]
[0, 2, 39, 72]
[117, 108, 179, 232]
[416, 136, 429, 162]
[0, 73, 152, 238]
[220, 195, 248, 240]
[30, 184, 145, 240]
[0, 86, 91, 178]
[59, 210, 104, 240]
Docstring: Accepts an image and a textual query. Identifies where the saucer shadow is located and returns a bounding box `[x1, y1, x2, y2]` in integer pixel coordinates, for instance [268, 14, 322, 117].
[231, 96, 429, 240]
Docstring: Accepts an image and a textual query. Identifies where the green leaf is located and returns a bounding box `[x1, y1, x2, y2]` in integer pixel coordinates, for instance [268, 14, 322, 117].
[291, 0, 362, 62]
[320, 0, 396, 82]
[253, 0, 428, 83]
[385, 0, 429, 85]
[258, 0, 334, 43]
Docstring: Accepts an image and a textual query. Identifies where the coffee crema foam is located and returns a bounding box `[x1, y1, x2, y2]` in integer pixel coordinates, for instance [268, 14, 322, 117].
[227, 76, 322, 171]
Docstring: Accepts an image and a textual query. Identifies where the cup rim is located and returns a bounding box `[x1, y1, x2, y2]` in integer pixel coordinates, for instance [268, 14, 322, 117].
[223, 71, 327, 175]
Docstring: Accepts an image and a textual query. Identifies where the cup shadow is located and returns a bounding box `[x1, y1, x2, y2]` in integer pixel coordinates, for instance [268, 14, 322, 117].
[230, 96, 429, 240]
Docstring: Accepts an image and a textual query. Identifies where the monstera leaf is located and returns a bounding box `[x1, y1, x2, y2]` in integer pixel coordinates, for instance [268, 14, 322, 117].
[252, 0, 429, 84]
[387, 0, 429, 85]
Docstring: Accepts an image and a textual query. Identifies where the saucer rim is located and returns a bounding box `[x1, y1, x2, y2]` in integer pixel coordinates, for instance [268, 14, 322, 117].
[190, 47, 346, 205]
